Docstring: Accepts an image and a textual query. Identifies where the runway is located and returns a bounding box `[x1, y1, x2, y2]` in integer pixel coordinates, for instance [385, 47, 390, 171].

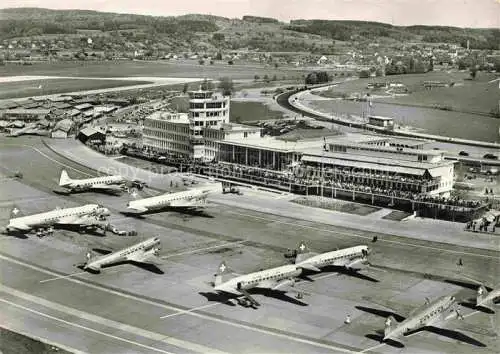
[0, 136, 499, 353]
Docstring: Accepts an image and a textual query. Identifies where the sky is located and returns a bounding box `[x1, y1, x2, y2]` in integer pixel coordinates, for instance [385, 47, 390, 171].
[2, 0, 500, 28]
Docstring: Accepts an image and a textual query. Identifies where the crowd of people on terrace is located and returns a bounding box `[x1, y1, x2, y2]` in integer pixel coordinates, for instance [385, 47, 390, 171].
[121, 147, 484, 209]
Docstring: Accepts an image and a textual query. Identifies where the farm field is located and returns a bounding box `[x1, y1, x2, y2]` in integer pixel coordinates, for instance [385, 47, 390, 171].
[230, 101, 285, 122]
[318, 71, 500, 116]
[0, 60, 307, 80]
[0, 78, 151, 100]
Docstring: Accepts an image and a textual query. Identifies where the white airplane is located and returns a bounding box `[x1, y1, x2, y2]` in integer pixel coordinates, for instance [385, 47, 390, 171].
[476, 284, 500, 312]
[81, 237, 162, 273]
[293, 241, 370, 272]
[3, 204, 110, 237]
[212, 261, 303, 307]
[126, 186, 218, 213]
[59, 170, 127, 193]
[452, 271, 499, 313]
[382, 295, 463, 344]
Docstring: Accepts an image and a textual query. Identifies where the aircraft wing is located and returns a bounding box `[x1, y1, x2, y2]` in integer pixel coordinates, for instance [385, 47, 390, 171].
[127, 205, 148, 213]
[215, 284, 243, 296]
[6, 222, 32, 231]
[271, 278, 296, 291]
[346, 257, 366, 268]
[127, 252, 162, 265]
[92, 184, 124, 192]
[215, 285, 260, 307]
[57, 214, 102, 226]
[297, 263, 321, 272]
[253, 278, 297, 292]
[169, 199, 208, 208]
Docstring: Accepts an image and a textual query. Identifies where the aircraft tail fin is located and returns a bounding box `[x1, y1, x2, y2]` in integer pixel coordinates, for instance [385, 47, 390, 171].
[477, 284, 489, 305]
[296, 241, 310, 254]
[10, 205, 24, 219]
[86, 251, 98, 261]
[295, 240, 317, 264]
[59, 170, 72, 186]
[214, 261, 233, 286]
[384, 316, 397, 338]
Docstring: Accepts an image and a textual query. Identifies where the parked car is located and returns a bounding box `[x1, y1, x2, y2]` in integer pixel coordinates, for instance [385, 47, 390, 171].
[483, 153, 498, 160]
[458, 151, 469, 156]
[131, 180, 147, 190]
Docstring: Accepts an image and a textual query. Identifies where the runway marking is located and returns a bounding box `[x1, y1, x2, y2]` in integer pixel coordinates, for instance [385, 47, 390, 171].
[0, 254, 360, 353]
[39, 271, 88, 283]
[358, 342, 386, 353]
[0, 298, 175, 354]
[160, 302, 221, 319]
[0, 284, 228, 354]
[229, 211, 499, 259]
[161, 240, 247, 259]
[463, 310, 480, 319]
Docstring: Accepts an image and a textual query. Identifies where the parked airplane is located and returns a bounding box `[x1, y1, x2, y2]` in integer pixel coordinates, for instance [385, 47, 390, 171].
[59, 170, 127, 193]
[126, 185, 218, 213]
[476, 285, 500, 312]
[294, 241, 370, 272]
[3, 204, 110, 237]
[382, 295, 463, 344]
[80, 237, 162, 273]
[449, 271, 499, 313]
[212, 261, 303, 307]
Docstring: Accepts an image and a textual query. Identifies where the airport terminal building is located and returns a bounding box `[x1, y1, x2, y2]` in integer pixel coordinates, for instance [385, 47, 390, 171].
[142, 91, 454, 197]
[215, 133, 455, 197]
[142, 89, 260, 161]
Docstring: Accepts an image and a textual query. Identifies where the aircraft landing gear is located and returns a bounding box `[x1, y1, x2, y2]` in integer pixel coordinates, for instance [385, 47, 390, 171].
[36, 227, 54, 238]
[237, 298, 252, 307]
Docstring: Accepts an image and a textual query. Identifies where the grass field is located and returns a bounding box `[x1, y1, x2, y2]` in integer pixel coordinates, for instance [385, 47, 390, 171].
[292, 197, 381, 215]
[0, 327, 72, 354]
[318, 71, 500, 116]
[0, 60, 307, 80]
[0, 78, 151, 100]
[280, 127, 342, 141]
[230, 101, 285, 122]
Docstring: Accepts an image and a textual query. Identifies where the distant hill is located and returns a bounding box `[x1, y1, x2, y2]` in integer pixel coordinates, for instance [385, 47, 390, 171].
[287, 20, 499, 50]
[0, 8, 498, 52]
[0, 8, 219, 37]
